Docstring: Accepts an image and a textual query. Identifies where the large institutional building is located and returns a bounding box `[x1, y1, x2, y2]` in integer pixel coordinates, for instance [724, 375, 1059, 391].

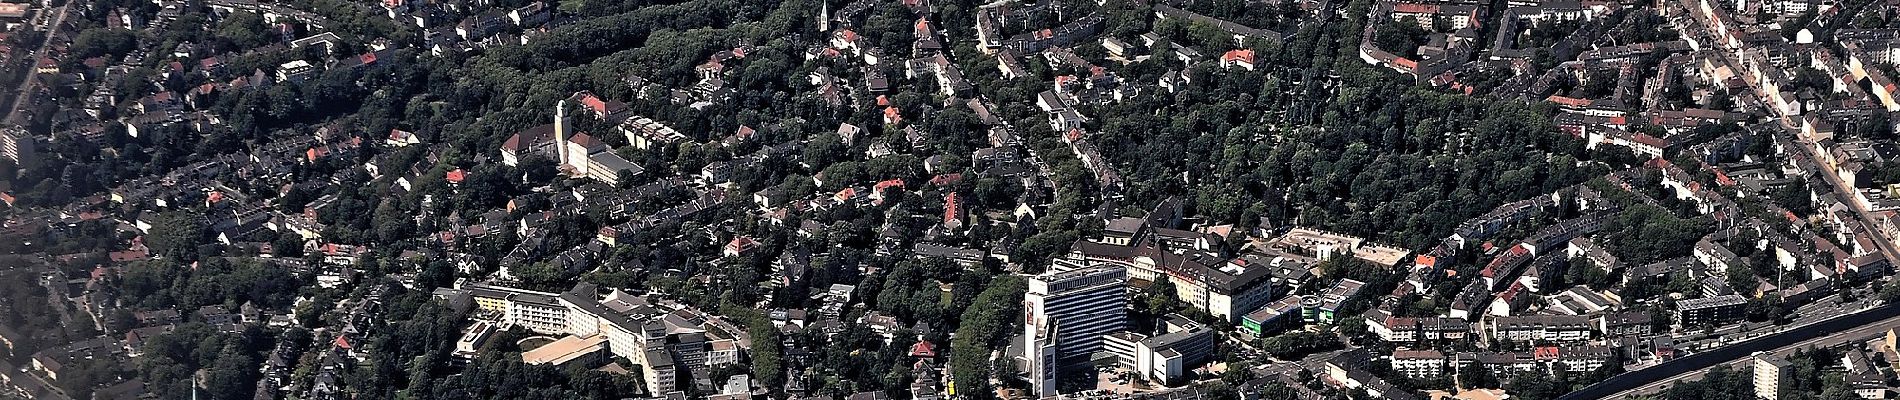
[443, 282, 743, 396]
[1025, 265, 1128, 396]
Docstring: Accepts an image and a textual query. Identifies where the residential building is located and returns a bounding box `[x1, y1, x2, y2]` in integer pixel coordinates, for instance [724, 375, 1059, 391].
[1487, 315, 1593, 343]
[1598, 311, 1654, 336]
[1676, 294, 1748, 327]
[0, 126, 33, 167]
[1369, 314, 1471, 343]
[1391, 350, 1446, 378]
[1754, 352, 1792, 400]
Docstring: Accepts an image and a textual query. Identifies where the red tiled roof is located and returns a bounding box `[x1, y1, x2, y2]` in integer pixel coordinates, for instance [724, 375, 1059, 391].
[1533, 346, 1560, 360]
[501, 133, 524, 151]
[1710, 168, 1734, 186]
[884, 107, 902, 124]
[1546, 95, 1592, 107]
[943, 192, 961, 224]
[569, 131, 602, 148]
[874, 179, 905, 192]
[929, 173, 963, 186]
[1221, 49, 1255, 64]
[1632, 133, 1668, 148]
[1392, 3, 1439, 13]
[580, 93, 609, 115]
[908, 340, 937, 358]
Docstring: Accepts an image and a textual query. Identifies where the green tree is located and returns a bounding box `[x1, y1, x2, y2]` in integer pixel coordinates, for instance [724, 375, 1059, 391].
[146, 212, 207, 261]
[950, 276, 1026, 396]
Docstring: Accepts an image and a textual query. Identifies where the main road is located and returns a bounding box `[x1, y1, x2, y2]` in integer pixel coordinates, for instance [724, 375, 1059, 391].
[1559, 303, 1900, 400]
[0, 359, 72, 400]
[1654, 0, 1900, 264]
[1598, 309, 1900, 398]
[1, 0, 72, 123]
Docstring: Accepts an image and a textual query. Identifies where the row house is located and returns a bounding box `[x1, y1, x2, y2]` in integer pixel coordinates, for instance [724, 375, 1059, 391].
[1598, 310, 1654, 336]
[1537, 345, 1614, 373]
[1152, 5, 1283, 46]
[1367, 314, 1472, 343]
[980, 12, 1105, 54]
[1486, 314, 1593, 343]
[1693, 235, 1749, 272]
[1505, 0, 1591, 26]
[1449, 196, 1552, 248]
[1390, 350, 1446, 379]
[1387, 2, 1484, 30]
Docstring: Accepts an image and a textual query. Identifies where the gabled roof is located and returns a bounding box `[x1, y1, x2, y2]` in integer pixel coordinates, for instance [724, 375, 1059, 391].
[1221, 49, 1255, 64]
[908, 340, 937, 357]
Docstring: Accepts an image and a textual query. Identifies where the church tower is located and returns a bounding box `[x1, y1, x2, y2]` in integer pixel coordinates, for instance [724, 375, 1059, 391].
[817, 1, 830, 32]
[553, 99, 569, 168]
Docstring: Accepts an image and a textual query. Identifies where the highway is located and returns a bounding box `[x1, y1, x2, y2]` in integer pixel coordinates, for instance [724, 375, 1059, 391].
[1559, 303, 1900, 400]
[1603, 310, 1900, 398]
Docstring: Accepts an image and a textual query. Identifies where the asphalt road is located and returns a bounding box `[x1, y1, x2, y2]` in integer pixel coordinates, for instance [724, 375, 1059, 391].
[1659, 0, 1900, 264]
[1784, 117, 1900, 264]
[1560, 304, 1900, 400]
[0, 359, 71, 400]
[2, 0, 71, 124]
[1604, 310, 1900, 398]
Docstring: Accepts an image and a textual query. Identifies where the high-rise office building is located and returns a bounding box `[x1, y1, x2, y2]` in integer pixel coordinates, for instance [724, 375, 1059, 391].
[0, 126, 34, 168]
[1024, 265, 1127, 396]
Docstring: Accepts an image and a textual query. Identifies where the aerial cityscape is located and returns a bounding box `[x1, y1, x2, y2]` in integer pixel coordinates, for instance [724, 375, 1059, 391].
[6, 0, 1900, 398]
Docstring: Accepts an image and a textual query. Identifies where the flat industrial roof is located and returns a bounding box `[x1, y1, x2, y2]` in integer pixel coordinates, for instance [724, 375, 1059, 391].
[0, 3, 30, 19]
[521, 335, 605, 365]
